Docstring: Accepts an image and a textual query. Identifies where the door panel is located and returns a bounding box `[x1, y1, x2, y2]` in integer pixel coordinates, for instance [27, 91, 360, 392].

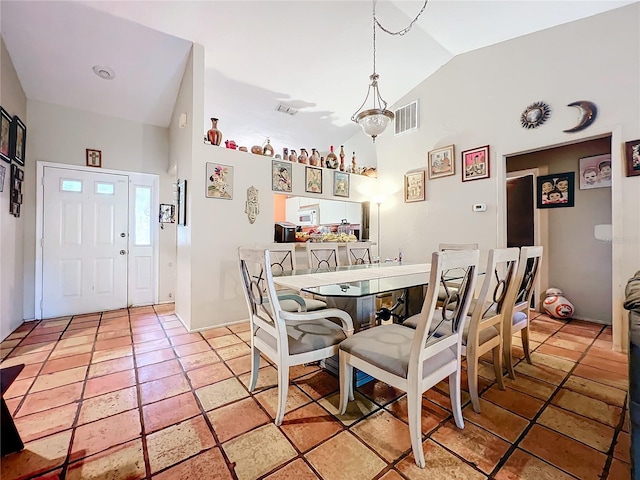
[42, 167, 128, 317]
[506, 175, 535, 247]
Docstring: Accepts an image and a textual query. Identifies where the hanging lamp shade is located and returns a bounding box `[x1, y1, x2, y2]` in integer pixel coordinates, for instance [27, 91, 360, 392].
[352, 73, 394, 142]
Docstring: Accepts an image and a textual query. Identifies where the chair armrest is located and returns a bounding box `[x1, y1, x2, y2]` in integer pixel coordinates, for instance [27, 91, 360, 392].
[280, 308, 354, 336]
[275, 294, 308, 312]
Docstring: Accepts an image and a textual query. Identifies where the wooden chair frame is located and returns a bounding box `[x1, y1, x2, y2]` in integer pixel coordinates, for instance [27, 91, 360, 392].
[306, 243, 341, 269]
[345, 241, 373, 265]
[238, 247, 354, 425]
[338, 249, 479, 468]
[502, 246, 543, 379]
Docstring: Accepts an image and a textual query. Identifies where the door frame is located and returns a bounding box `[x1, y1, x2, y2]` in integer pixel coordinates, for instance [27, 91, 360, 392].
[35, 161, 160, 319]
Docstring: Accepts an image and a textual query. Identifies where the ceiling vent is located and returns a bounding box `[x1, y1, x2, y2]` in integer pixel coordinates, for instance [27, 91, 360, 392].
[275, 104, 299, 116]
[394, 100, 419, 135]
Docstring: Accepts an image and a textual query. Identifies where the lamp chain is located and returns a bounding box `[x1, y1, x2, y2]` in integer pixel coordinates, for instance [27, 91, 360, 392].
[374, 0, 429, 37]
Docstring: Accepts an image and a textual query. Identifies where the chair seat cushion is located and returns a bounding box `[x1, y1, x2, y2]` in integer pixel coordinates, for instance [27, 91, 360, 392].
[280, 297, 327, 312]
[256, 318, 346, 355]
[403, 309, 498, 346]
[513, 311, 528, 325]
[339, 324, 456, 379]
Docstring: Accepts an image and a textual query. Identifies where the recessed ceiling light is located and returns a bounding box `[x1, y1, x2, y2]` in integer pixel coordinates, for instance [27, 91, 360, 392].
[92, 65, 115, 80]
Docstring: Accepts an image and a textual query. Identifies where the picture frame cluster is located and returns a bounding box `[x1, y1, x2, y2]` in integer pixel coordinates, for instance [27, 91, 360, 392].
[1, 105, 27, 216]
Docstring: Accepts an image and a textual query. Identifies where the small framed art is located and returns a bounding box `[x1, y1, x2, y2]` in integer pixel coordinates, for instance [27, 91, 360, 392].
[206, 163, 233, 199]
[625, 139, 640, 177]
[272, 160, 292, 193]
[0, 107, 12, 163]
[10, 115, 26, 166]
[537, 172, 575, 208]
[404, 171, 425, 202]
[461, 145, 490, 182]
[579, 154, 611, 189]
[159, 204, 175, 223]
[333, 171, 349, 197]
[86, 149, 102, 168]
[177, 180, 187, 226]
[428, 145, 455, 179]
[305, 166, 322, 194]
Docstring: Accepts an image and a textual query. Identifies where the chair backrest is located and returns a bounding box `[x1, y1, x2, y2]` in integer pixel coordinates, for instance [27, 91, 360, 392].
[439, 243, 479, 251]
[346, 242, 373, 265]
[409, 249, 479, 379]
[466, 248, 520, 345]
[306, 243, 341, 270]
[264, 243, 297, 273]
[238, 247, 288, 350]
[504, 246, 544, 318]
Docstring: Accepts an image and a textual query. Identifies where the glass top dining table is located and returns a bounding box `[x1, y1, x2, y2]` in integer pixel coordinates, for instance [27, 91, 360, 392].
[272, 262, 437, 298]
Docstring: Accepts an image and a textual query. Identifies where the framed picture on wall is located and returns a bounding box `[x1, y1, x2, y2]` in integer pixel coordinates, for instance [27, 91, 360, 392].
[305, 166, 322, 194]
[579, 154, 611, 189]
[333, 171, 350, 197]
[461, 145, 490, 181]
[0, 107, 12, 163]
[625, 139, 640, 177]
[427, 145, 455, 179]
[272, 160, 292, 193]
[206, 163, 233, 199]
[177, 179, 187, 226]
[404, 171, 425, 202]
[86, 149, 102, 168]
[537, 172, 575, 208]
[10, 115, 26, 166]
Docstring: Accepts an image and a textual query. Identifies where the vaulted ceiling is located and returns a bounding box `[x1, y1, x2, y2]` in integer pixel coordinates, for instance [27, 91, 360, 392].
[2, 1, 633, 151]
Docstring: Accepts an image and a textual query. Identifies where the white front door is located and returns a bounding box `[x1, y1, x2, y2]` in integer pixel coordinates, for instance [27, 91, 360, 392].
[42, 167, 129, 317]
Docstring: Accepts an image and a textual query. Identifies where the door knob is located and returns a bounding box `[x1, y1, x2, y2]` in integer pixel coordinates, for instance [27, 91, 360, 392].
[120, 250, 126, 255]
[120, 233, 126, 238]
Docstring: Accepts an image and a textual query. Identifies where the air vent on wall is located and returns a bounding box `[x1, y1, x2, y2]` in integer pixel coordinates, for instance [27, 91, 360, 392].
[394, 100, 419, 135]
[275, 104, 299, 116]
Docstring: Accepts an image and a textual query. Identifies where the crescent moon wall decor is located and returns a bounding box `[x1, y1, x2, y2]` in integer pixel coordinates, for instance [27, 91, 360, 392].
[563, 100, 597, 133]
[520, 101, 551, 129]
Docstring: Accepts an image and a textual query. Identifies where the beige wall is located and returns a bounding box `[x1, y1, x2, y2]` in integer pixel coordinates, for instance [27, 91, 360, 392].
[508, 138, 612, 323]
[0, 37, 27, 340]
[363, 4, 639, 350]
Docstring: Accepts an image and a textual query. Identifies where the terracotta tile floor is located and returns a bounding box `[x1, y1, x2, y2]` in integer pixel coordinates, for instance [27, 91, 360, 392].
[0, 307, 630, 480]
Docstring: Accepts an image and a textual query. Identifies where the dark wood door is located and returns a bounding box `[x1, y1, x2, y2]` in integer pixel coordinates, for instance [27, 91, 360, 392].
[507, 174, 534, 247]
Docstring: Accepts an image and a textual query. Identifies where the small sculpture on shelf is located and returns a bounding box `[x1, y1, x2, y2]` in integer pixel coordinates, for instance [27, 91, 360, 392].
[251, 145, 263, 155]
[325, 145, 338, 169]
[310, 148, 320, 166]
[224, 139, 237, 150]
[283, 147, 289, 161]
[206, 118, 222, 146]
[339, 145, 346, 171]
[351, 151, 357, 173]
[263, 138, 274, 157]
[298, 148, 309, 164]
[289, 149, 297, 162]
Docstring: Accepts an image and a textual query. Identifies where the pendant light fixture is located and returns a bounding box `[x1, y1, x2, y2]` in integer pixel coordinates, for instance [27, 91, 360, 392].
[351, 0, 428, 142]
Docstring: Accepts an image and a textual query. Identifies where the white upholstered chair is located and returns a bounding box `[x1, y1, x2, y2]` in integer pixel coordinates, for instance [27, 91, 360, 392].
[503, 246, 543, 379]
[266, 243, 327, 312]
[338, 249, 479, 468]
[306, 243, 341, 270]
[238, 247, 354, 426]
[345, 241, 373, 265]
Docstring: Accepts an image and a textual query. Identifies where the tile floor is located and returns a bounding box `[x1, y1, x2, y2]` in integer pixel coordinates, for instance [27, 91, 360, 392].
[0, 305, 630, 480]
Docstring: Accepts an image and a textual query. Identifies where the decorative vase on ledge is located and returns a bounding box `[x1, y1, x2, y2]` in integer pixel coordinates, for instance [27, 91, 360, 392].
[207, 118, 222, 146]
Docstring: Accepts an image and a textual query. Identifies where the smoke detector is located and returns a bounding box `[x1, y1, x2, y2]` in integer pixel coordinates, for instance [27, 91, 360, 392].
[92, 65, 115, 80]
[275, 103, 298, 116]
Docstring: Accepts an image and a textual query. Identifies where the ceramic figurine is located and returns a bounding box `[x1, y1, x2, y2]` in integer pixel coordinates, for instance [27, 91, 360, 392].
[298, 148, 308, 164]
[283, 147, 289, 161]
[309, 148, 320, 166]
[224, 139, 237, 150]
[263, 138, 274, 157]
[251, 145, 263, 155]
[289, 149, 297, 162]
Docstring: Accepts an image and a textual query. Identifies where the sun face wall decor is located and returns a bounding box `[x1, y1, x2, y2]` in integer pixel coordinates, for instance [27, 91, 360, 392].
[520, 101, 551, 129]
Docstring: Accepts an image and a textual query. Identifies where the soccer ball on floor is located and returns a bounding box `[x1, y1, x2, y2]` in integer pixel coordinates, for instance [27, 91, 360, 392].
[543, 288, 574, 319]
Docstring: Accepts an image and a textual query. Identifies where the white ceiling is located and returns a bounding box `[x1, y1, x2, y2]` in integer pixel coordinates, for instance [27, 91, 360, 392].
[1, 1, 634, 152]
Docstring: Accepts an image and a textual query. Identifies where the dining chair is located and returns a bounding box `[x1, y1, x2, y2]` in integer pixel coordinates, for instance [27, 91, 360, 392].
[306, 243, 341, 270]
[406, 248, 520, 412]
[238, 247, 354, 426]
[345, 241, 373, 265]
[266, 243, 327, 312]
[502, 246, 543, 379]
[338, 249, 479, 468]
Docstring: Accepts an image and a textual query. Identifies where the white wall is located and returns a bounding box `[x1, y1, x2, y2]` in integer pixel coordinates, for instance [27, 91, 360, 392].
[0, 38, 27, 340]
[358, 4, 640, 350]
[25, 100, 177, 319]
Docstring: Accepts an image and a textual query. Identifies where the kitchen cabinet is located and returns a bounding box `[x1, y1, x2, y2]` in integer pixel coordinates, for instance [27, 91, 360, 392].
[282, 195, 362, 226]
[285, 197, 299, 224]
